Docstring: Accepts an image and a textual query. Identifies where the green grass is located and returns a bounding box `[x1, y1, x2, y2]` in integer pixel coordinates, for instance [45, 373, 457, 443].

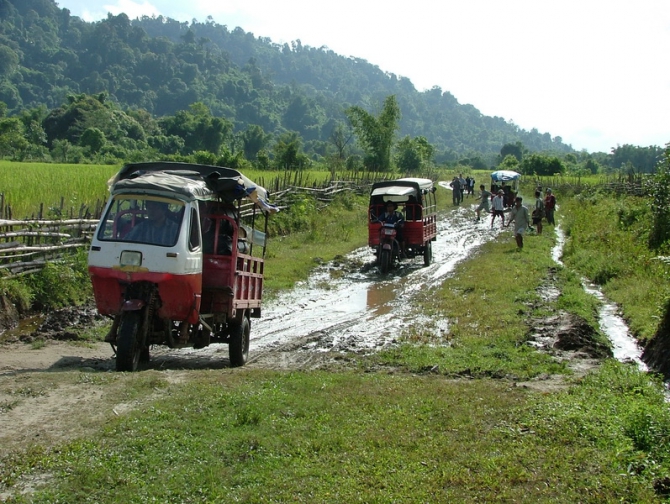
[3, 368, 664, 503]
[372, 219, 608, 380]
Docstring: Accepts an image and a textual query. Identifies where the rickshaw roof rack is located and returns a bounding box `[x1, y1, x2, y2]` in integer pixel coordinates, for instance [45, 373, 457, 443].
[108, 162, 278, 213]
[114, 161, 244, 183]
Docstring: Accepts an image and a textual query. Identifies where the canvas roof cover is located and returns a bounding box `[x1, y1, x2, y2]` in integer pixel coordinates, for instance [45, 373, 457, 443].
[108, 162, 275, 212]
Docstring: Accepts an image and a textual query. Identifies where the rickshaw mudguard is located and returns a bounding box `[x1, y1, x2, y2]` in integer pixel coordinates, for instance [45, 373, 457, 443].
[89, 266, 201, 321]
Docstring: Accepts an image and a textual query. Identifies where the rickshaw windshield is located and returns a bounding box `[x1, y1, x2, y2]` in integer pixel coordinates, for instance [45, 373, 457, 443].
[97, 195, 185, 247]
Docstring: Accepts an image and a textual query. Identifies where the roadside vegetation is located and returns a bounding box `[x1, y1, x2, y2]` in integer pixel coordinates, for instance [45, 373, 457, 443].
[3, 166, 670, 501]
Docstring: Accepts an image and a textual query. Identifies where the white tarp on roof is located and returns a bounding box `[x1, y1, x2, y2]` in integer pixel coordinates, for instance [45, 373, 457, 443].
[490, 170, 521, 182]
[371, 185, 417, 197]
[397, 177, 434, 191]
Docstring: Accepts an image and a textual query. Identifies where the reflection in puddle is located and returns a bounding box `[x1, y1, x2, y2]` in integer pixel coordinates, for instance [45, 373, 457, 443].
[366, 282, 396, 315]
[552, 225, 646, 370]
[1, 315, 44, 341]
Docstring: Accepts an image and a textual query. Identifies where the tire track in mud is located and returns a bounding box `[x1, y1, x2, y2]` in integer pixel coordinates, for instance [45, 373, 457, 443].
[245, 198, 504, 369]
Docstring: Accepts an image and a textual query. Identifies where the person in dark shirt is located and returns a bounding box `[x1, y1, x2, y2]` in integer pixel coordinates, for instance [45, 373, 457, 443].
[125, 200, 179, 246]
[378, 201, 406, 257]
[544, 188, 557, 225]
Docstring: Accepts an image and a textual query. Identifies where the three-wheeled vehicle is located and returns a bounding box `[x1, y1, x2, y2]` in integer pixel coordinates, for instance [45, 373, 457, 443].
[368, 178, 438, 273]
[490, 170, 521, 208]
[88, 162, 276, 371]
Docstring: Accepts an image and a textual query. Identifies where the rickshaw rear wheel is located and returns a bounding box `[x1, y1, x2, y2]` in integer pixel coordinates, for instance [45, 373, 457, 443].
[379, 249, 391, 274]
[423, 241, 432, 266]
[229, 316, 250, 367]
[116, 311, 144, 372]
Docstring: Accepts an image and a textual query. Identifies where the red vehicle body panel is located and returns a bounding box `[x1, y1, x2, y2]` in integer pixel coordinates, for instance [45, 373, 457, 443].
[200, 253, 264, 318]
[89, 266, 202, 324]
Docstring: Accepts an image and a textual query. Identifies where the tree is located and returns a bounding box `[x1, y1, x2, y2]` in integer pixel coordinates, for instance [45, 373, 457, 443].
[240, 124, 269, 160]
[345, 95, 400, 171]
[499, 141, 525, 162]
[273, 131, 309, 170]
[395, 135, 435, 172]
[328, 122, 353, 160]
[647, 145, 670, 249]
[520, 153, 565, 176]
[0, 45, 19, 76]
[79, 127, 106, 153]
[160, 102, 232, 155]
[0, 117, 28, 158]
[499, 154, 520, 171]
[610, 144, 663, 173]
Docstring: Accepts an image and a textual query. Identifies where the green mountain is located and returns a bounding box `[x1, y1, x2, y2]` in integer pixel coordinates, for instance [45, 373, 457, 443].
[0, 0, 574, 164]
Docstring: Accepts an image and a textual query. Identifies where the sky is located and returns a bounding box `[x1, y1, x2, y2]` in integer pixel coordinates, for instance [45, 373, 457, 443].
[56, 0, 670, 153]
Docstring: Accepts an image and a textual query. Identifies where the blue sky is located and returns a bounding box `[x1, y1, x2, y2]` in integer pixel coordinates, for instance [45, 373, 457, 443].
[57, 0, 670, 153]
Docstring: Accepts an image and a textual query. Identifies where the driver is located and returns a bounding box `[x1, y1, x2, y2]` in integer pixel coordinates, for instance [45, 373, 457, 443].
[125, 200, 179, 246]
[379, 201, 406, 258]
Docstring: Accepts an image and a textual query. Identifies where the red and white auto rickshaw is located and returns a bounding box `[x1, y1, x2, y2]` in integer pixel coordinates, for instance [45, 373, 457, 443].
[88, 162, 276, 371]
[368, 178, 438, 273]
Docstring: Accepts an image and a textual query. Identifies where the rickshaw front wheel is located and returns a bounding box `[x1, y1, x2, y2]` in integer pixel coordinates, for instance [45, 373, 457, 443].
[379, 249, 391, 274]
[116, 311, 144, 372]
[229, 316, 250, 367]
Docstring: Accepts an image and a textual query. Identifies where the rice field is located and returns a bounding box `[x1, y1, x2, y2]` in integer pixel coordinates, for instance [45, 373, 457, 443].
[0, 162, 340, 220]
[0, 161, 119, 219]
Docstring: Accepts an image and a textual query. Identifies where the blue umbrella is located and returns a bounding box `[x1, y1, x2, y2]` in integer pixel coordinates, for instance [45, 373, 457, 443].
[490, 170, 521, 182]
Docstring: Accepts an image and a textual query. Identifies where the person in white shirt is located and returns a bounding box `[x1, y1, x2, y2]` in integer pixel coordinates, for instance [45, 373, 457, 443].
[491, 189, 505, 229]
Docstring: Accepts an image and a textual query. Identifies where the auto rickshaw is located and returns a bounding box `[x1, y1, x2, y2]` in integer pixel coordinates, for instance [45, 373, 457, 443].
[368, 178, 438, 273]
[490, 170, 521, 208]
[88, 162, 276, 371]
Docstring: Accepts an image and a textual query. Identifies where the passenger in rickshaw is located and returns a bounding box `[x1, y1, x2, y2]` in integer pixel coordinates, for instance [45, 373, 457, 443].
[125, 200, 179, 246]
[202, 217, 234, 255]
[378, 201, 406, 257]
[405, 195, 422, 220]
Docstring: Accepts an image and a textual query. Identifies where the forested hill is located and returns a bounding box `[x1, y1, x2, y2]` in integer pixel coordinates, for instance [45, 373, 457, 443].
[0, 0, 574, 163]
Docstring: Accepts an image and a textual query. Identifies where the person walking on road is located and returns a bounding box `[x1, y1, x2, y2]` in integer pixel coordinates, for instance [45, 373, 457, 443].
[491, 189, 505, 228]
[532, 190, 545, 235]
[505, 196, 531, 250]
[475, 184, 492, 222]
[450, 177, 462, 206]
[458, 174, 466, 204]
[544, 188, 556, 225]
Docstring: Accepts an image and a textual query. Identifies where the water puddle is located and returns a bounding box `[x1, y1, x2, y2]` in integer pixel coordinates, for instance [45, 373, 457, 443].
[551, 225, 646, 370]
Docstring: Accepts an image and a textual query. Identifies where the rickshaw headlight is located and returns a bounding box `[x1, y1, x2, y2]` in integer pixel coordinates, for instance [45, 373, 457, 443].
[120, 250, 142, 267]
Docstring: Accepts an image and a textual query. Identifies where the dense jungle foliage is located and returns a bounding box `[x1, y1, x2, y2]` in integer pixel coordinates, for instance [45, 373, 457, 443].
[0, 0, 666, 174]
